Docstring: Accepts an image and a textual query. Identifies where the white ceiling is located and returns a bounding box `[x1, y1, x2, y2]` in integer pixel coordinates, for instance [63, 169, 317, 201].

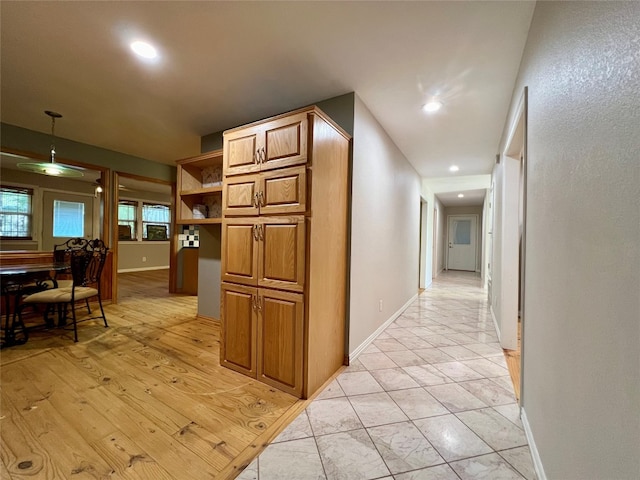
[0, 1, 534, 205]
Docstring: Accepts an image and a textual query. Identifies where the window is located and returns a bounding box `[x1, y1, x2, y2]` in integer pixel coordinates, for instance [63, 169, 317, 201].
[118, 200, 171, 241]
[118, 200, 137, 240]
[142, 203, 170, 240]
[0, 186, 33, 239]
[53, 200, 84, 237]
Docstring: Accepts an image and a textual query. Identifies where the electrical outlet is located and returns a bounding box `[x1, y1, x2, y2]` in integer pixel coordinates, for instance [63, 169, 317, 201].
[379, 299, 383, 312]
[142, 256, 147, 262]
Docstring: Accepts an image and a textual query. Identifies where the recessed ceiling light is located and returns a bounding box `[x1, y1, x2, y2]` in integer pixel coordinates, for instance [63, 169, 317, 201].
[457, 193, 464, 198]
[130, 41, 158, 59]
[449, 165, 459, 172]
[422, 100, 443, 113]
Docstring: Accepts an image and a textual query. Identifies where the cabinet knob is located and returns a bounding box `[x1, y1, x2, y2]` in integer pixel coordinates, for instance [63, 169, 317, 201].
[258, 191, 265, 207]
[253, 224, 260, 241]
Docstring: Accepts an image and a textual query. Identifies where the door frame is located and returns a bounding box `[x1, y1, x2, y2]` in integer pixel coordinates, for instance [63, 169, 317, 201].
[446, 214, 479, 272]
[112, 171, 176, 303]
[501, 87, 528, 403]
[418, 199, 428, 289]
[432, 207, 438, 278]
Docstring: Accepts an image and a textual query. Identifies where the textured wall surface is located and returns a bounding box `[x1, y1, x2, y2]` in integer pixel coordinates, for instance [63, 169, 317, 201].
[500, 2, 640, 478]
[349, 95, 421, 355]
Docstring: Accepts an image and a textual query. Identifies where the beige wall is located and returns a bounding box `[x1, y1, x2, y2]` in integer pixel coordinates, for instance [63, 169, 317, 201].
[349, 95, 421, 357]
[497, 2, 640, 478]
[117, 242, 169, 272]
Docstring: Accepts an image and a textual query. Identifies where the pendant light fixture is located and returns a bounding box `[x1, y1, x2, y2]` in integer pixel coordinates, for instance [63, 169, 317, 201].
[17, 110, 84, 177]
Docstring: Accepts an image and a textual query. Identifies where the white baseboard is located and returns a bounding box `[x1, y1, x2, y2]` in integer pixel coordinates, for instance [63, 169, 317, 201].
[349, 293, 418, 363]
[521, 408, 547, 480]
[118, 266, 170, 273]
[490, 304, 501, 343]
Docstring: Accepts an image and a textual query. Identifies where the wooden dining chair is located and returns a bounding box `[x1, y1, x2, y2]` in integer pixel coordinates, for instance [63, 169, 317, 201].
[19, 239, 109, 342]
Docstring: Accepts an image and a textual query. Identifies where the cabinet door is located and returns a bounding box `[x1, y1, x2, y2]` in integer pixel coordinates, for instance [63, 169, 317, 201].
[224, 126, 261, 176]
[223, 174, 259, 216]
[257, 288, 304, 396]
[261, 113, 308, 172]
[222, 219, 259, 286]
[257, 216, 305, 292]
[258, 166, 307, 216]
[221, 283, 257, 377]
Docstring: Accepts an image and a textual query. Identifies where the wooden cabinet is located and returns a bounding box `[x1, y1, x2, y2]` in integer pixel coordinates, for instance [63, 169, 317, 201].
[176, 150, 223, 225]
[221, 283, 257, 377]
[223, 165, 306, 217]
[223, 112, 308, 176]
[258, 289, 304, 394]
[221, 106, 350, 398]
[221, 283, 304, 396]
[222, 216, 306, 292]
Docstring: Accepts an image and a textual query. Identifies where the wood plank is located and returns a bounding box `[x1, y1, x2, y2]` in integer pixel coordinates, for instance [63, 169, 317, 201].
[91, 431, 174, 480]
[0, 383, 116, 479]
[0, 270, 299, 479]
[0, 394, 63, 479]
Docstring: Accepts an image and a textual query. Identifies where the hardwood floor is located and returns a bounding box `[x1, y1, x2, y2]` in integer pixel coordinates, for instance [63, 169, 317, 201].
[503, 319, 522, 402]
[0, 270, 303, 479]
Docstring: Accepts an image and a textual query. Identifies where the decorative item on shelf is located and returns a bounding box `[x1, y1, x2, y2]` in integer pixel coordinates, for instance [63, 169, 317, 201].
[178, 226, 199, 247]
[201, 165, 223, 188]
[204, 195, 222, 218]
[192, 204, 207, 219]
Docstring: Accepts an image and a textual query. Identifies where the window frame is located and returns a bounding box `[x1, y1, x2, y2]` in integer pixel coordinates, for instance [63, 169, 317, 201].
[142, 202, 171, 241]
[118, 197, 171, 243]
[0, 185, 34, 240]
[117, 199, 138, 241]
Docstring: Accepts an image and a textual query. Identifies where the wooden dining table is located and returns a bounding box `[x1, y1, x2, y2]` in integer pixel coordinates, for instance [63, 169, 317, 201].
[0, 262, 69, 348]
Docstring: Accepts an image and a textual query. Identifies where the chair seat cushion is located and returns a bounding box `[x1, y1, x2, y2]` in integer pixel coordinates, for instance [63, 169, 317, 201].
[23, 286, 98, 304]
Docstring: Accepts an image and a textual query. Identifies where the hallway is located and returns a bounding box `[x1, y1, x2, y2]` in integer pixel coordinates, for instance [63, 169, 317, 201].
[239, 271, 535, 480]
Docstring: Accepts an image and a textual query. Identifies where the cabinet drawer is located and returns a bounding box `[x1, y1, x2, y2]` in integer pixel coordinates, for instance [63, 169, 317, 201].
[223, 174, 260, 216]
[259, 166, 307, 216]
[224, 127, 261, 176]
[262, 112, 308, 172]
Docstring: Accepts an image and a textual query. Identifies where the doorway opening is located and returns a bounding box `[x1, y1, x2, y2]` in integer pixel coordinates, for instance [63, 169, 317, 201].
[419, 199, 428, 291]
[112, 172, 175, 303]
[501, 87, 528, 403]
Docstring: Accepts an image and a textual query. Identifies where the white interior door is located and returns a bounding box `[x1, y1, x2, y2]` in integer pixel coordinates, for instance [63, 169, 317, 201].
[447, 215, 477, 271]
[42, 191, 94, 251]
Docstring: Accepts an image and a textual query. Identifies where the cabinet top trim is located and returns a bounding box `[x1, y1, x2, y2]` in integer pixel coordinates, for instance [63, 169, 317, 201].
[223, 106, 351, 141]
[175, 149, 223, 166]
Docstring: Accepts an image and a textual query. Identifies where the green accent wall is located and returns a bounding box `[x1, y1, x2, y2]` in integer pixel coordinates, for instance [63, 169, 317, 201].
[200, 92, 355, 153]
[1, 123, 175, 181]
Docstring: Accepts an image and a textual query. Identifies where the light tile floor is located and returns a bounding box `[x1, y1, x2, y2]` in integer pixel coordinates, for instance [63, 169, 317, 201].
[237, 271, 536, 480]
